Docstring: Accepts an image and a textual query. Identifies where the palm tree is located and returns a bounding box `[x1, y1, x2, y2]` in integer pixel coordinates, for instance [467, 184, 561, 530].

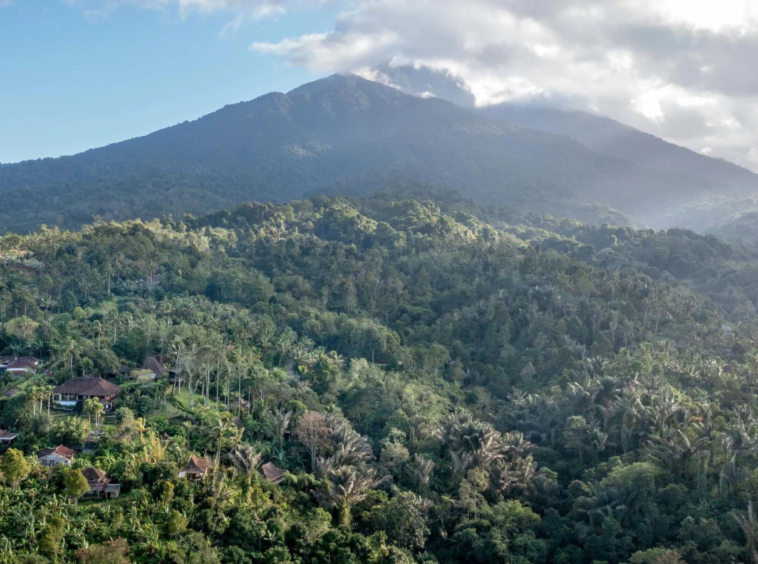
[104, 262, 116, 295]
[26, 386, 40, 415]
[83, 398, 104, 428]
[105, 309, 120, 345]
[92, 320, 103, 350]
[413, 455, 435, 492]
[205, 414, 240, 465]
[271, 408, 293, 447]
[228, 444, 263, 484]
[40, 384, 53, 416]
[277, 327, 297, 368]
[735, 499, 758, 564]
[57, 337, 82, 374]
[120, 312, 134, 335]
[647, 429, 707, 480]
[317, 465, 386, 526]
[438, 410, 506, 473]
[317, 416, 373, 474]
[32, 338, 45, 356]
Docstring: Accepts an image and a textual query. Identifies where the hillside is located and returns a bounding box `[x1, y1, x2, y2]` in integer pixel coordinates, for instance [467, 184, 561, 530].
[0, 74, 741, 233]
[480, 103, 758, 189]
[2, 192, 758, 562]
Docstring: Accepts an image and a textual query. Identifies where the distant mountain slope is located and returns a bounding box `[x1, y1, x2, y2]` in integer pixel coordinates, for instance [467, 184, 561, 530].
[0, 74, 742, 232]
[480, 104, 758, 189]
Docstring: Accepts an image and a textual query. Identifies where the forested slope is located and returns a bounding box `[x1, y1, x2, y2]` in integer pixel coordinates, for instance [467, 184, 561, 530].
[0, 75, 733, 233]
[480, 103, 758, 190]
[1, 191, 758, 562]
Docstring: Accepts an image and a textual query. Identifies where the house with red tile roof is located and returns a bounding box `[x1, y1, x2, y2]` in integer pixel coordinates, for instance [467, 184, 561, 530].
[38, 445, 75, 467]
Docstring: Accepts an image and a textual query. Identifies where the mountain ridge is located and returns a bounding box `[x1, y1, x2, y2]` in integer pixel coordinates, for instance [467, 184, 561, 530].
[0, 74, 751, 233]
[480, 103, 758, 188]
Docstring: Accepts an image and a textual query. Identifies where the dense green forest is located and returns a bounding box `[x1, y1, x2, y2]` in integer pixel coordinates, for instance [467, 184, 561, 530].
[3, 190, 758, 563]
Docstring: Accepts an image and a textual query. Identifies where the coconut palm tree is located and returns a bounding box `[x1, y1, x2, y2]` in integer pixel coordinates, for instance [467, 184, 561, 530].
[317, 465, 386, 526]
[205, 414, 241, 465]
[438, 410, 506, 473]
[413, 455, 435, 492]
[39, 384, 53, 416]
[228, 444, 263, 484]
[271, 408, 293, 447]
[82, 398, 104, 429]
[735, 499, 758, 564]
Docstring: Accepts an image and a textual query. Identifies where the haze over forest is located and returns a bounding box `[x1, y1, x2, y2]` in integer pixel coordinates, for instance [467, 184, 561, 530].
[6, 2, 758, 564]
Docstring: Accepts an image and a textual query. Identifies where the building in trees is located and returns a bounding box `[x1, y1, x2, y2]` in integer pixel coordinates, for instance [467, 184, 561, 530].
[81, 467, 121, 499]
[0, 429, 18, 445]
[38, 445, 75, 467]
[260, 462, 286, 484]
[52, 377, 121, 410]
[178, 454, 211, 479]
[0, 356, 40, 377]
[138, 356, 170, 381]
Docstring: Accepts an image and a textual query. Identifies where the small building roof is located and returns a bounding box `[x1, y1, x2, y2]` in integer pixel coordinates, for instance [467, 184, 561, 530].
[141, 356, 168, 375]
[15, 356, 39, 365]
[53, 377, 121, 397]
[104, 483, 121, 494]
[5, 357, 39, 371]
[0, 430, 18, 441]
[82, 467, 108, 482]
[179, 454, 211, 475]
[260, 462, 286, 484]
[38, 445, 75, 460]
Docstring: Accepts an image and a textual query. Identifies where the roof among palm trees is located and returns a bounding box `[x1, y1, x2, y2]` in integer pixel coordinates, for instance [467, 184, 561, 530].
[53, 377, 121, 397]
[4, 356, 39, 370]
[180, 454, 211, 475]
[38, 445, 74, 459]
[260, 462, 286, 484]
[141, 356, 168, 375]
[82, 467, 108, 482]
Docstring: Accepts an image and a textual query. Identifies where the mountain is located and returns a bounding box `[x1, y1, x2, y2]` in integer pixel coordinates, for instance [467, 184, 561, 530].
[480, 104, 758, 189]
[0, 74, 749, 233]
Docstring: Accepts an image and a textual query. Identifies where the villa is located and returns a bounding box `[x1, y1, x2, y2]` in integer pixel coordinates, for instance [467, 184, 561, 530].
[52, 377, 121, 410]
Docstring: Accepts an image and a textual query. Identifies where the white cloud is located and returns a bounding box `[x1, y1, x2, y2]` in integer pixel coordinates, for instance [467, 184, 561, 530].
[246, 0, 758, 171]
[219, 12, 245, 36]
[68, 0, 758, 172]
[652, 0, 758, 32]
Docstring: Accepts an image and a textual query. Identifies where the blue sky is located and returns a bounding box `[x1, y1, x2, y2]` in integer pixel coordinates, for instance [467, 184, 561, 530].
[0, 1, 336, 163]
[3, 0, 758, 171]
